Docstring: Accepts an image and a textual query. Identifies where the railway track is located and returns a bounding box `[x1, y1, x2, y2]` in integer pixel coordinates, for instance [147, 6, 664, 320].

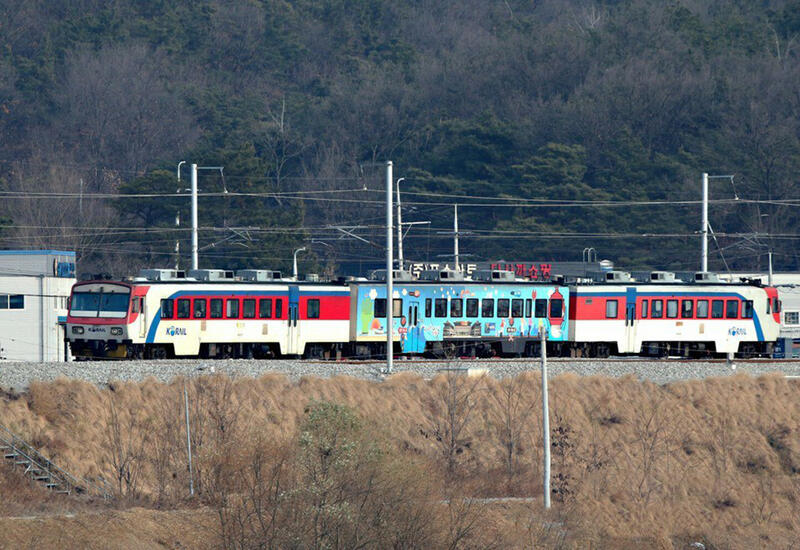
[2, 357, 800, 393]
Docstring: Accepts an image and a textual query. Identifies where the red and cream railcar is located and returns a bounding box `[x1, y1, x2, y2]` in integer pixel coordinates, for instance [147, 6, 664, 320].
[568, 272, 781, 357]
[67, 271, 350, 359]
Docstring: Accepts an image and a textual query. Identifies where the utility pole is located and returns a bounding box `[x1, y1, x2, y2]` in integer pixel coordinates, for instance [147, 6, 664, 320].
[386, 161, 393, 374]
[541, 329, 550, 509]
[396, 177, 405, 270]
[175, 210, 180, 271]
[191, 163, 198, 271]
[184, 164, 224, 271]
[184, 380, 194, 497]
[454, 204, 460, 271]
[701, 172, 708, 272]
[768, 250, 773, 286]
[293, 247, 307, 280]
[176, 161, 185, 271]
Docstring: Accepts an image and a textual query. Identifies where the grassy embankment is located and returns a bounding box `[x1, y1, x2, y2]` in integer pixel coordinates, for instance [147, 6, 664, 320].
[1, 371, 799, 549]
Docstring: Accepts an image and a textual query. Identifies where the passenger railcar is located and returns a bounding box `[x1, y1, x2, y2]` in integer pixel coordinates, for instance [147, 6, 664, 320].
[349, 273, 569, 358]
[569, 271, 781, 357]
[67, 270, 350, 359]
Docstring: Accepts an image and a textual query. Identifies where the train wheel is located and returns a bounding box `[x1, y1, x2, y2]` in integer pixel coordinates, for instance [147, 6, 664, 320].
[150, 346, 168, 360]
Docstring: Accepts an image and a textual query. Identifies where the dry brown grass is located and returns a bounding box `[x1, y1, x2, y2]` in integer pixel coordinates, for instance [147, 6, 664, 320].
[0, 507, 217, 549]
[0, 371, 798, 548]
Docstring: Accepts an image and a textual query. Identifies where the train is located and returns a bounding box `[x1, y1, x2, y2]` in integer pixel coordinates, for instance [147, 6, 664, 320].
[66, 267, 781, 360]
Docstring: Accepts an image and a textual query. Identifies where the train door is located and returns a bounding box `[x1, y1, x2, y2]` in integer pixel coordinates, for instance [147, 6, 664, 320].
[287, 286, 301, 355]
[405, 301, 421, 353]
[624, 287, 637, 353]
[138, 297, 146, 339]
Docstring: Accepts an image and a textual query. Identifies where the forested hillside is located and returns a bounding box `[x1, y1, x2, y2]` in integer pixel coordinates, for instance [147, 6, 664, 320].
[0, 0, 798, 275]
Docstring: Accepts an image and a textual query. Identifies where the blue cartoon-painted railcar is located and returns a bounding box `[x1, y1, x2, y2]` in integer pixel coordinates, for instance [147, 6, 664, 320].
[349, 278, 569, 357]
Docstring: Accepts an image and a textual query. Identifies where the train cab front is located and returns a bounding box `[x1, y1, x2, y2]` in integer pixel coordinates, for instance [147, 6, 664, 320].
[66, 281, 136, 359]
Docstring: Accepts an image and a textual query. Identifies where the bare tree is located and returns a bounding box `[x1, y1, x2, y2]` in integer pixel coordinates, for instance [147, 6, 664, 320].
[103, 397, 150, 500]
[51, 43, 198, 185]
[422, 371, 486, 476]
[487, 374, 538, 482]
[0, 157, 116, 266]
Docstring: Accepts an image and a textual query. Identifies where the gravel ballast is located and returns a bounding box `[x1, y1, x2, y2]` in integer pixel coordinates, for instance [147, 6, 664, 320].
[1, 358, 800, 392]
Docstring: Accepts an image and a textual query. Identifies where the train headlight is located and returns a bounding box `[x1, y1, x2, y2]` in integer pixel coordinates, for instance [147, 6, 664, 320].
[72, 326, 84, 335]
[110, 327, 123, 336]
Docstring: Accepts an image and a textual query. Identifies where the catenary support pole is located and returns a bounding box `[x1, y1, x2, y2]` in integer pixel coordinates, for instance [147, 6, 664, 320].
[701, 172, 708, 272]
[454, 204, 460, 271]
[386, 161, 393, 374]
[768, 250, 773, 286]
[396, 177, 405, 270]
[541, 329, 550, 509]
[191, 163, 199, 271]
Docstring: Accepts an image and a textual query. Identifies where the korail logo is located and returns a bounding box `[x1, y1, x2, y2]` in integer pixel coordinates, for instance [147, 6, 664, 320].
[166, 326, 187, 336]
[728, 327, 747, 337]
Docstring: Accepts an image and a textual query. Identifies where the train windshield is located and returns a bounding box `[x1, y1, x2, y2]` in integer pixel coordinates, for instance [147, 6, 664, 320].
[70, 285, 131, 318]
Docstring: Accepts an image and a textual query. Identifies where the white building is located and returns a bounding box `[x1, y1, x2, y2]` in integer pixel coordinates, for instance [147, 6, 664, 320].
[0, 250, 76, 361]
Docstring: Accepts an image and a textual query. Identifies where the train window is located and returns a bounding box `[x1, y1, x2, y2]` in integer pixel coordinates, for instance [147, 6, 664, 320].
[243, 299, 256, 319]
[641, 300, 648, 318]
[226, 299, 239, 319]
[742, 300, 753, 319]
[652, 299, 663, 318]
[307, 299, 320, 319]
[497, 299, 510, 318]
[711, 300, 724, 318]
[275, 299, 283, 318]
[210, 299, 223, 318]
[177, 298, 191, 319]
[466, 298, 479, 317]
[773, 297, 781, 313]
[605, 299, 618, 319]
[535, 299, 547, 318]
[258, 298, 272, 319]
[726, 300, 739, 319]
[481, 299, 494, 317]
[374, 298, 387, 318]
[785, 312, 800, 325]
[131, 298, 140, 313]
[435, 298, 447, 318]
[511, 299, 523, 318]
[681, 300, 693, 319]
[193, 299, 207, 318]
[393, 299, 402, 317]
[666, 300, 678, 318]
[550, 299, 563, 318]
[160, 299, 174, 319]
[450, 298, 463, 317]
[425, 298, 432, 317]
[697, 300, 709, 318]
[525, 299, 532, 318]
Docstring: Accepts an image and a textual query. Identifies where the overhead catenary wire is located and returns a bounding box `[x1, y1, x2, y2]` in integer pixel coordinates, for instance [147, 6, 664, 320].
[2, 186, 798, 210]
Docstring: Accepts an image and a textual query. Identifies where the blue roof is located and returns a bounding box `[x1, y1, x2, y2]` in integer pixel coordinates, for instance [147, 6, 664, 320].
[0, 250, 76, 256]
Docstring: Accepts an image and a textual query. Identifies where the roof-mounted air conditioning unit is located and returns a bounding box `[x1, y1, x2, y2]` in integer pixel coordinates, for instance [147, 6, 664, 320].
[605, 271, 633, 283]
[188, 269, 234, 281]
[695, 271, 722, 283]
[369, 269, 414, 282]
[650, 271, 679, 283]
[471, 269, 515, 282]
[137, 269, 186, 281]
[237, 269, 282, 282]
